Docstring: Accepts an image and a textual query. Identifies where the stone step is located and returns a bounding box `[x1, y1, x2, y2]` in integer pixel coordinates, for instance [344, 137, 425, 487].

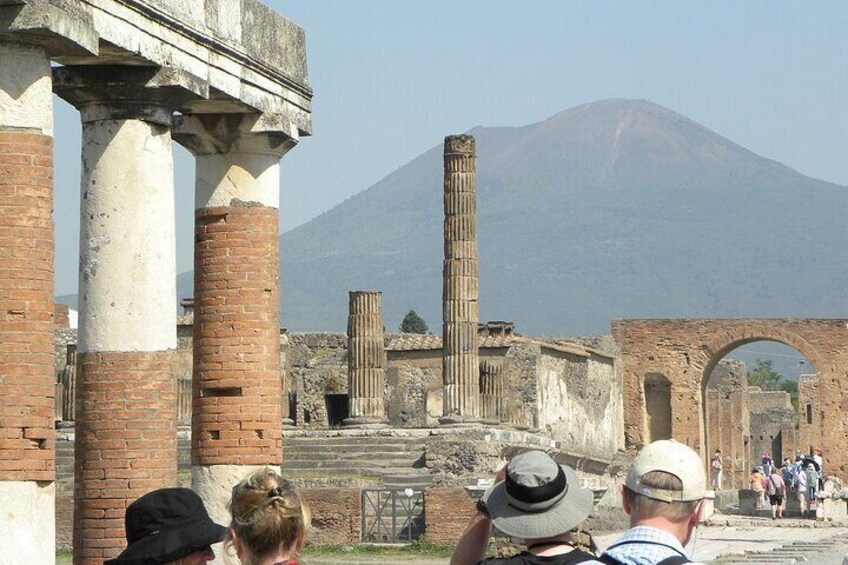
[282, 457, 424, 470]
[283, 436, 426, 447]
[283, 450, 423, 461]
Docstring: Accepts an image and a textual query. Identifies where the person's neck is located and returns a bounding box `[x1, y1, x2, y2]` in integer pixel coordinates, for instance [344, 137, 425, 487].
[631, 517, 689, 546]
[526, 534, 575, 555]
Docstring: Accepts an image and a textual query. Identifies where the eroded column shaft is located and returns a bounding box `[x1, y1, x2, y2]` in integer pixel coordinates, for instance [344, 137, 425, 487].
[442, 134, 480, 423]
[480, 360, 506, 422]
[345, 291, 387, 426]
[0, 41, 56, 564]
[173, 115, 293, 536]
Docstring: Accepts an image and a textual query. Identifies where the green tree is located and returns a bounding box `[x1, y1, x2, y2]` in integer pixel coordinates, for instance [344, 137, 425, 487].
[747, 359, 784, 390]
[400, 310, 428, 334]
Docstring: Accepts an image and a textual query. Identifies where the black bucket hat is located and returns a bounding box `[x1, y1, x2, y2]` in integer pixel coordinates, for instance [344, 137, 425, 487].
[484, 451, 594, 540]
[105, 488, 227, 565]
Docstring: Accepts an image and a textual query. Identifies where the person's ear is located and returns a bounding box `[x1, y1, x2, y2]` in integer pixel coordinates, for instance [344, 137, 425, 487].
[620, 485, 632, 515]
[230, 529, 243, 559]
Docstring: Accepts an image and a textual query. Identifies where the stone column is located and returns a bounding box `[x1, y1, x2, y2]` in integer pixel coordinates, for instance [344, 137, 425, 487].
[345, 290, 388, 427]
[0, 40, 56, 564]
[172, 114, 295, 534]
[54, 66, 200, 565]
[479, 360, 506, 424]
[441, 134, 480, 424]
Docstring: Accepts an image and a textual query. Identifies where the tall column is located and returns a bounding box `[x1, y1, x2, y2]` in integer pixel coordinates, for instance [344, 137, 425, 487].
[345, 290, 388, 427]
[479, 360, 506, 424]
[441, 134, 480, 424]
[54, 66, 200, 565]
[0, 40, 56, 564]
[173, 114, 295, 535]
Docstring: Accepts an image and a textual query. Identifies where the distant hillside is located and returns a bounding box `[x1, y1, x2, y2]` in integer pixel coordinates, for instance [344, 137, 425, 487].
[175, 99, 848, 335]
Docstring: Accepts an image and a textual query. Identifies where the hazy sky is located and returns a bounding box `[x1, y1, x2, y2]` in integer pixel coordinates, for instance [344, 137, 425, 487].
[52, 1, 848, 295]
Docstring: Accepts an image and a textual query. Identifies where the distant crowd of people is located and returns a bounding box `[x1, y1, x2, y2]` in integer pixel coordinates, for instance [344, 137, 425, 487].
[733, 449, 825, 519]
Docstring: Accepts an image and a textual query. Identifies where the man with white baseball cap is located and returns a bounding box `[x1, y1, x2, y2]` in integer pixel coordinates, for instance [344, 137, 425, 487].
[597, 440, 707, 565]
[450, 450, 599, 564]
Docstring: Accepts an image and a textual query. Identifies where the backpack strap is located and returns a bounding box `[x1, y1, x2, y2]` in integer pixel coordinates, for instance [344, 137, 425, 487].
[655, 557, 691, 565]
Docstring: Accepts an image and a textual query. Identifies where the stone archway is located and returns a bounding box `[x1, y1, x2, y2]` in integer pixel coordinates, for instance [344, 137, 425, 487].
[612, 319, 848, 480]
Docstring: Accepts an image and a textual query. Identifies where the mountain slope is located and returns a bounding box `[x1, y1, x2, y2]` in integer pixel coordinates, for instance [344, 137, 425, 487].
[179, 99, 848, 335]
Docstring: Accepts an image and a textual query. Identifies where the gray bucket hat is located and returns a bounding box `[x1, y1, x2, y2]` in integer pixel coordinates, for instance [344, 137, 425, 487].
[483, 450, 594, 539]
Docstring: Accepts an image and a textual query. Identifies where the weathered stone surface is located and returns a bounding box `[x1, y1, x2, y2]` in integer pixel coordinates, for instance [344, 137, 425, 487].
[345, 291, 387, 426]
[442, 134, 480, 423]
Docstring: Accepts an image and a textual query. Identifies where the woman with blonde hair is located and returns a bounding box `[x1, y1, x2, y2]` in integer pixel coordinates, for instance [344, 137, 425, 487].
[227, 467, 311, 565]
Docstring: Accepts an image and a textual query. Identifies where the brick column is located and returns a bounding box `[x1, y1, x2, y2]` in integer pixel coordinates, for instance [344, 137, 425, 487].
[54, 66, 200, 565]
[479, 360, 505, 424]
[345, 290, 388, 427]
[173, 114, 295, 535]
[0, 40, 56, 564]
[441, 134, 480, 424]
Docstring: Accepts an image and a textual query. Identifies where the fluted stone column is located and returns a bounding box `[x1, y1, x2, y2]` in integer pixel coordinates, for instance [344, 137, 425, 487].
[345, 291, 388, 427]
[54, 66, 200, 565]
[172, 114, 295, 539]
[0, 40, 56, 564]
[441, 135, 481, 424]
[480, 360, 506, 424]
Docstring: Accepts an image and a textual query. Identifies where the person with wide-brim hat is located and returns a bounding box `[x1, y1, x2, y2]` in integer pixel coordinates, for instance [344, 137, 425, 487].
[105, 488, 227, 565]
[450, 450, 598, 564]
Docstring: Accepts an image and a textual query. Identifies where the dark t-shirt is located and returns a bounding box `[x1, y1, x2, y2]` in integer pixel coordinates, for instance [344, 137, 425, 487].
[478, 549, 599, 564]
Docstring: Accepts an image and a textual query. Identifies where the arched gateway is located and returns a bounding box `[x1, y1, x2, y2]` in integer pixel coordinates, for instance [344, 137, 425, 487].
[612, 319, 848, 480]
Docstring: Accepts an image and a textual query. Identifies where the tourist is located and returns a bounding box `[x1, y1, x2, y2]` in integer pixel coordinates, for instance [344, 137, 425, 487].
[105, 488, 227, 565]
[780, 458, 794, 491]
[749, 467, 766, 511]
[450, 450, 599, 564]
[805, 463, 820, 516]
[761, 454, 773, 477]
[766, 471, 786, 519]
[796, 463, 810, 518]
[226, 467, 311, 565]
[595, 439, 706, 564]
[814, 449, 825, 489]
[709, 449, 722, 490]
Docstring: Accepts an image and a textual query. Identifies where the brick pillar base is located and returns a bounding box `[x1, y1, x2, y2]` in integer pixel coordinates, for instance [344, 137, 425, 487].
[192, 205, 282, 532]
[73, 351, 176, 564]
[0, 128, 56, 563]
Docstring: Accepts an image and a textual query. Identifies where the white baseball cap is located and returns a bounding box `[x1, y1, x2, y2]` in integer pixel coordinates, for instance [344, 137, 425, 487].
[626, 440, 706, 502]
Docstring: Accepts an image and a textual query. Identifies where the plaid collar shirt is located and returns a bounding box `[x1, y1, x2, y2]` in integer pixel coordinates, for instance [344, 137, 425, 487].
[598, 526, 702, 565]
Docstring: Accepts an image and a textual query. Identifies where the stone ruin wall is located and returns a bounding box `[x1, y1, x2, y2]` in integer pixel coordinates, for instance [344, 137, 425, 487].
[705, 360, 751, 489]
[798, 374, 820, 456]
[535, 346, 622, 459]
[748, 388, 798, 464]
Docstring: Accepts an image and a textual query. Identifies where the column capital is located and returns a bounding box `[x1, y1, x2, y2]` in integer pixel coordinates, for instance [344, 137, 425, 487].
[53, 65, 206, 125]
[172, 113, 297, 158]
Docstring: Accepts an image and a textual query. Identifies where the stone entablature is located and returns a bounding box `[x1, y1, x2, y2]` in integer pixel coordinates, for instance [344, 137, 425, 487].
[4, 0, 311, 135]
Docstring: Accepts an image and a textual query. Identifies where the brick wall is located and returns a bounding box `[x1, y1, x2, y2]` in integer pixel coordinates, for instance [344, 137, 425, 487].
[300, 488, 362, 544]
[424, 487, 474, 546]
[612, 319, 848, 479]
[74, 351, 177, 564]
[0, 131, 54, 481]
[192, 206, 282, 465]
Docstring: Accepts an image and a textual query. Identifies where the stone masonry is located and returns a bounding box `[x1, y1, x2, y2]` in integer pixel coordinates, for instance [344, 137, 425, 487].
[612, 319, 848, 480]
[442, 134, 481, 423]
[345, 291, 388, 426]
[0, 1, 311, 563]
